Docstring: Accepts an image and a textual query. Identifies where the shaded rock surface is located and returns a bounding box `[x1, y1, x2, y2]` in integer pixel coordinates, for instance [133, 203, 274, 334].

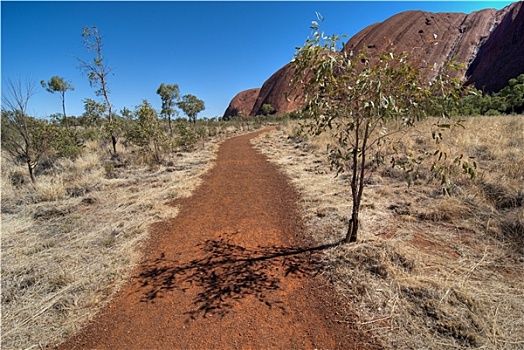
[466, 1, 524, 92]
[224, 2, 524, 117]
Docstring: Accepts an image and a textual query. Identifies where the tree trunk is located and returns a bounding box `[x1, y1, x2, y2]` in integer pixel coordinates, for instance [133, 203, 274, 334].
[107, 102, 118, 155]
[61, 91, 67, 119]
[111, 134, 117, 155]
[343, 120, 370, 244]
[27, 159, 36, 183]
[345, 216, 358, 243]
[168, 116, 173, 137]
[345, 179, 360, 243]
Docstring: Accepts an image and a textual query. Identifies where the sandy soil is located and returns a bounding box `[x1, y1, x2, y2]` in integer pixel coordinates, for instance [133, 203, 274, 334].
[56, 129, 380, 350]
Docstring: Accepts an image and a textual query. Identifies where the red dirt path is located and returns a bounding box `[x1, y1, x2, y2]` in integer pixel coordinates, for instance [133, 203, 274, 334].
[58, 129, 380, 350]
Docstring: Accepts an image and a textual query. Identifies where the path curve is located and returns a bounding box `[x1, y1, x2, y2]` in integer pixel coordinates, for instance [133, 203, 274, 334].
[58, 129, 378, 350]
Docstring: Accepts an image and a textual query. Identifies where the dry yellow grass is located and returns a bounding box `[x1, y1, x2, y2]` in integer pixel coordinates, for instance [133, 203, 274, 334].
[1, 117, 274, 349]
[1, 116, 521, 349]
[1, 133, 230, 349]
[252, 116, 524, 349]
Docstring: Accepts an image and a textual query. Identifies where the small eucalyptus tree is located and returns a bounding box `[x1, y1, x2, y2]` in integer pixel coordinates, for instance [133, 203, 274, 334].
[80, 98, 106, 128]
[40, 76, 74, 121]
[292, 19, 473, 243]
[77, 26, 117, 154]
[177, 94, 205, 125]
[156, 83, 180, 135]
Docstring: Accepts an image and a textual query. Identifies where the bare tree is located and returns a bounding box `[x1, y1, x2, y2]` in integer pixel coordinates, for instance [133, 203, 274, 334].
[1, 78, 48, 182]
[77, 26, 117, 154]
[2, 77, 36, 114]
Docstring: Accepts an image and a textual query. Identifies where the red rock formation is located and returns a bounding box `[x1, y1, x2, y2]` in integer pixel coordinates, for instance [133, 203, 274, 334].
[224, 2, 524, 116]
[342, 9, 496, 81]
[466, 2, 524, 92]
[249, 63, 303, 117]
[222, 88, 260, 120]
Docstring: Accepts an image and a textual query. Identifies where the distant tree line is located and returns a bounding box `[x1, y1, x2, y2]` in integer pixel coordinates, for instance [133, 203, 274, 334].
[1, 26, 208, 183]
[458, 74, 524, 116]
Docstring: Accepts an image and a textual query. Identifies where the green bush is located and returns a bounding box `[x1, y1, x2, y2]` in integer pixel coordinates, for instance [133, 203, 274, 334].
[175, 121, 197, 151]
[48, 123, 85, 159]
[485, 109, 501, 116]
[458, 74, 524, 115]
[125, 100, 171, 163]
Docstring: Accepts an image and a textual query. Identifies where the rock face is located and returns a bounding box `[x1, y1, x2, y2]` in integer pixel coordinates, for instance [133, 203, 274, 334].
[342, 9, 497, 81]
[224, 64, 303, 119]
[466, 1, 524, 92]
[224, 2, 524, 116]
[222, 88, 260, 120]
[249, 64, 302, 117]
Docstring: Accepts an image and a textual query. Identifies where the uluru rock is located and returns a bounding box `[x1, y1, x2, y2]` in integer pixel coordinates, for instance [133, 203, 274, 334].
[342, 8, 496, 81]
[250, 63, 304, 117]
[343, 2, 523, 89]
[224, 2, 524, 117]
[222, 88, 260, 120]
[466, 2, 524, 92]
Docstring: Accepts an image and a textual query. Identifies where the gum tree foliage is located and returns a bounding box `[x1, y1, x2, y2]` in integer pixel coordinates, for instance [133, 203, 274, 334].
[79, 98, 106, 128]
[40, 76, 74, 121]
[177, 94, 205, 125]
[292, 19, 472, 243]
[156, 83, 180, 135]
[77, 26, 118, 154]
[1, 78, 48, 182]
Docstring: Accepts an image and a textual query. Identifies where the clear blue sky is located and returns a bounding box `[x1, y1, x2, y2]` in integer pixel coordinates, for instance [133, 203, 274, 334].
[1, 1, 515, 119]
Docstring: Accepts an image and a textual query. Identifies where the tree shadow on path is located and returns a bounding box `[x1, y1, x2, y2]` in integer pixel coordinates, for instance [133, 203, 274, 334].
[136, 236, 340, 320]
